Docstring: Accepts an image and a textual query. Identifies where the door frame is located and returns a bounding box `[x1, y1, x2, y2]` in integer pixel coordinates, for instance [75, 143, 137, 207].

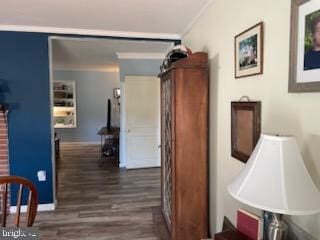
[48, 36, 175, 200]
[48, 36, 82, 206]
[48, 36, 57, 207]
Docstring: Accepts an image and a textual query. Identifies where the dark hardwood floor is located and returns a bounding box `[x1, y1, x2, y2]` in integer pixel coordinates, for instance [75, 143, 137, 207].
[34, 144, 161, 240]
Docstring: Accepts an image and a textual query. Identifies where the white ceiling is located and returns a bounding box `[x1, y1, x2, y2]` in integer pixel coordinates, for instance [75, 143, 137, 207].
[0, 0, 213, 39]
[52, 38, 173, 71]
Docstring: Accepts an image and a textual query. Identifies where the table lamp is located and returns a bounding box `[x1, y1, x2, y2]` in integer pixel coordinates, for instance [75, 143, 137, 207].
[228, 134, 320, 240]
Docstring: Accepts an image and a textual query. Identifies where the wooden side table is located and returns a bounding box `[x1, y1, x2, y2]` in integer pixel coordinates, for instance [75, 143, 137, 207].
[97, 127, 120, 166]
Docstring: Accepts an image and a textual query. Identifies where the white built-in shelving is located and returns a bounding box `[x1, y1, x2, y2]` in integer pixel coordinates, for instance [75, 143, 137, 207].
[53, 80, 77, 128]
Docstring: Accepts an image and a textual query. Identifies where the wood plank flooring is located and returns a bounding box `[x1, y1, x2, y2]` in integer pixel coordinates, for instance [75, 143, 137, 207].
[34, 144, 161, 240]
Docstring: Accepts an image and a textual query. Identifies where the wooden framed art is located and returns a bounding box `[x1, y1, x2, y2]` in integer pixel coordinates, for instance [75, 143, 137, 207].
[289, 0, 320, 92]
[235, 22, 264, 78]
[231, 101, 261, 163]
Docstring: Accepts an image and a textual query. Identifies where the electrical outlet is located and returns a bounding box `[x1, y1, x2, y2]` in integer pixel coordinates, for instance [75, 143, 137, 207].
[37, 170, 46, 181]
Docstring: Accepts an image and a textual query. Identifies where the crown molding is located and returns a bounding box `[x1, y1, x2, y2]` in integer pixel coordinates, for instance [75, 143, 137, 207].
[181, 0, 215, 38]
[0, 25, 181, 40]
[116, 52, 165, 59]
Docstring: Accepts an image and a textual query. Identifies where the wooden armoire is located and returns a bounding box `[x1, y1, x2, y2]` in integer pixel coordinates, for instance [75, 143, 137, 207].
[159, 52, 208, 240]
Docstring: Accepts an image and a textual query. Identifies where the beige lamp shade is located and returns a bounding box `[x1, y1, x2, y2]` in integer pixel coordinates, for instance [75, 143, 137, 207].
[228, 134, 320, 215]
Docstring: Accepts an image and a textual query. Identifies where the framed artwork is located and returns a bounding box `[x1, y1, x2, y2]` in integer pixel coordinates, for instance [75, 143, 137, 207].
[231, 101, 261, 163]
[235, 22, 264, 78]
[289, 0, 320, 92]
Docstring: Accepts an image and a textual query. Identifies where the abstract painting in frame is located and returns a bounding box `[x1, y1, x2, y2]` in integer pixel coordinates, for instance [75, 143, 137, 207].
[289, 0, 320, 92]
[231, 101, 261, 163]
[235, 22, 264, 78]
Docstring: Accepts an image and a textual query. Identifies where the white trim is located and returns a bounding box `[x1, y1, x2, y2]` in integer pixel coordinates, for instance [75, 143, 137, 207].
[48, 38, 57, 206]
[10, 203, 55, 213]
[116, 52, 166, 60]
[49, 35, 175, 43]
[0, 25, 181, 40]
[181, 0, 215, 37]
[165, 43, 175, 55]
[119, 81, 126, 168]
[60, 141, 101, 145]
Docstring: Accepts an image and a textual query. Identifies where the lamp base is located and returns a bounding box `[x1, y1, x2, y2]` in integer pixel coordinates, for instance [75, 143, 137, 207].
[267, 213, 288, 240]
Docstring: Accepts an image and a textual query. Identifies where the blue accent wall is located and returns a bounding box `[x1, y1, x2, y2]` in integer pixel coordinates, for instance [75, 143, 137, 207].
[0, 31, 53, 204]
[0, 30, 179, 205]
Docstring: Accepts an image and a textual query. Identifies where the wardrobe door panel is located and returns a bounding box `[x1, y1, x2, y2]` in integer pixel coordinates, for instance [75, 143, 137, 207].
[160, 52, 208, 240]
[161, 78, 172, 229]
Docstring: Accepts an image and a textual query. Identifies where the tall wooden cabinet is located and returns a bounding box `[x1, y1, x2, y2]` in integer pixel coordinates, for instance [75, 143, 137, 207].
[159, 52, 209, 240]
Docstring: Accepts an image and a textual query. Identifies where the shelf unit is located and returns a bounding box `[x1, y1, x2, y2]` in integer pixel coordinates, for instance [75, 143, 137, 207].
[53, 80, 77, 128]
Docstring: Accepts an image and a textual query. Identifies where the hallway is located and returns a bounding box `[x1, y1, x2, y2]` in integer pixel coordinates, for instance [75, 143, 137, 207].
[35, 144, 161, 240]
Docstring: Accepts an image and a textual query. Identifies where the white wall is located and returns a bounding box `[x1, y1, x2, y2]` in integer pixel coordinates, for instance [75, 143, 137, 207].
[53, 69, 120, 142]
[183, 0, 320, 238]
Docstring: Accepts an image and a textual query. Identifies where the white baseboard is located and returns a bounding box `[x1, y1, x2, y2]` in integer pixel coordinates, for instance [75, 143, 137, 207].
[126, 161, 160, 170]
[10, 203, 55, 213]
[60, 141, 100, 145]
[119, 162, 126, 168]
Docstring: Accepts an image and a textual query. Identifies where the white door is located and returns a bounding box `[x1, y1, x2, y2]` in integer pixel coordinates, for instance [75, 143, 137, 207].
[125, 76, 160, 169]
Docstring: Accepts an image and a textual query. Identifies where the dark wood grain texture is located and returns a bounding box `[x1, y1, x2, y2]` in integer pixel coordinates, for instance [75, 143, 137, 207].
[28, 144, 161, 240]
[160, 52, 209, 240]
[152, 206, 170, 240]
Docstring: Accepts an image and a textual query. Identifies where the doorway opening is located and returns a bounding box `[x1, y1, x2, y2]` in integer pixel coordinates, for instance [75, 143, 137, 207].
[48, 36, 174, 206]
